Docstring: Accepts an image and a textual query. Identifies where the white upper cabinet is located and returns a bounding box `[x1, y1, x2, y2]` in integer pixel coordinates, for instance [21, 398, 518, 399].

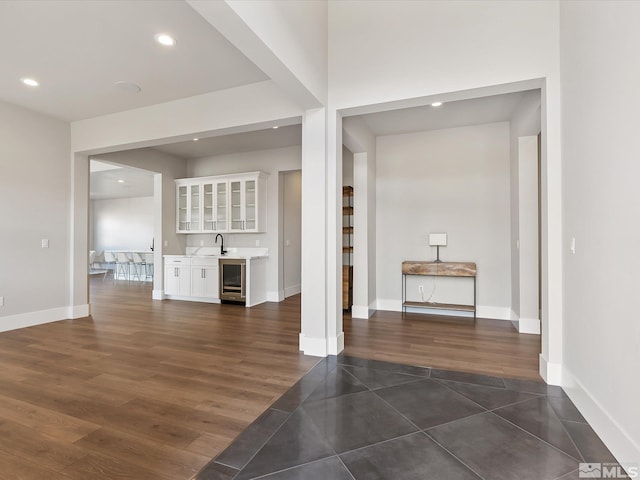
[202, 179, 228, 233]
[176, 183, 201, 232]
[176, 172, 267, 234]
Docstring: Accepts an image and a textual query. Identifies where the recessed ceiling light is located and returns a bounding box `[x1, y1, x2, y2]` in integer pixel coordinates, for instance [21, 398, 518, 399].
[431, 102, 443, 107]
[272, 126, 279, 129]
[21, 78, 39, 87]
[117, 179, 125, 183]
[193, 138, 199, 142]
[155, 33, 176, 46]
[114, 81, 142, 93]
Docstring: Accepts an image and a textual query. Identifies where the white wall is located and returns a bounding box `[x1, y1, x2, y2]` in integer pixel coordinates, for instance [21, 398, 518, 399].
[91, 197, 154, 253]
[343, 116, 377, 318]
[342, 145, 353, 186]
[92, 149, 188, 256]
[187, 145, 301, 299]
[0, 100, 71, 325]
[560, 1, 640, 463]
[376, 122, 511, 318]
[509, 91, 541, 331]
[328, 0, 563, 380]
[282, 170, 301, 297]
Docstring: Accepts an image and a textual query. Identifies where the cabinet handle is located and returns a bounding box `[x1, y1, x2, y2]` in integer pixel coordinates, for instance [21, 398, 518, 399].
[174, 267, 178, 277]
[202, 268, 205, 279]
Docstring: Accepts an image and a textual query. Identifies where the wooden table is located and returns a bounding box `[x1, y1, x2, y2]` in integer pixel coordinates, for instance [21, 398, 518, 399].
[402, 261, 477, 319]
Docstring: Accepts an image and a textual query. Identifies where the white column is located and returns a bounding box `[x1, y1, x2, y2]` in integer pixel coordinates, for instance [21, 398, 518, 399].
[300, 108, 328, 356]
[70, 152, 90, 318]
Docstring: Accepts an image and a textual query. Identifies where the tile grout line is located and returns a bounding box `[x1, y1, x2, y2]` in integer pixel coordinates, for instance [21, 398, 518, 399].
[421, 429, 486, 480]
[486, 410, 583, 465]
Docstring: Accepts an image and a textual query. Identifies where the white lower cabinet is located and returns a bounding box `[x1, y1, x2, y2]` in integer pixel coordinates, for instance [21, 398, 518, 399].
[164, 256, 219, 302]
[190, 258, 219, 299]
[164, 261, 191, 297]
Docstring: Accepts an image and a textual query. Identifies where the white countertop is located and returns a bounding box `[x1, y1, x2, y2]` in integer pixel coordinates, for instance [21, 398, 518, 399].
[165, 246, 268, 260]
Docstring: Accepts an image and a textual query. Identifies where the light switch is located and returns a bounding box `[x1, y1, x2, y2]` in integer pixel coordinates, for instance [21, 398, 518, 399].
[41, 239, 49, 248]
[164, 240, 168, 247]
[570, 237, 576, 254]
[0, 296, 4, 307]
[285, 240, 291, 247]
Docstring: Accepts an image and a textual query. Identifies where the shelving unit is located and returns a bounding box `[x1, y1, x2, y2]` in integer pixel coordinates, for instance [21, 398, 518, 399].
[343, 186, 353, 310]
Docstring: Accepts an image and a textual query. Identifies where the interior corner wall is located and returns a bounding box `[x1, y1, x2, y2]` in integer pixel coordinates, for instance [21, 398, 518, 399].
[282, 170, 302, 297]
[0, 100, 71, 325]
[186, 145, 302, 300]
[342, 146, 353, 186]
[560, 0, 640, 463]
[343, 116, 377, 318]
[375, 122, 511, 318]
[509, 91, 542, 322]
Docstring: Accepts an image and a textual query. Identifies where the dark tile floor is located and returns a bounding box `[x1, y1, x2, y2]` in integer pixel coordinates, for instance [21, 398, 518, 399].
[193, 355, 618, 480]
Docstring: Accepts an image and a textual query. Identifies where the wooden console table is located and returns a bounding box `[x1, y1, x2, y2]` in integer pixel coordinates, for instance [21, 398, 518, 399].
[402, 261, 477, 319]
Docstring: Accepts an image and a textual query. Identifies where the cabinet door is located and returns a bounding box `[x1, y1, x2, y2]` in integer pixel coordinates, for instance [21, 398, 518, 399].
[192, 266, 219, 298]
[188, 184, 201, 232]
[244, 179, 257, 231]
[202, 182, 215, 232]
[230, 180, 244, 232]
[215, 181, 228, 232]
[165, 264, 190, 296]
[177, 185, 190, 232]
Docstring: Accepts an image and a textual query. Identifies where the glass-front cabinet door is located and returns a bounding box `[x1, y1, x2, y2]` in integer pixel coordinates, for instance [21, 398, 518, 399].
[202, 182, 214, 231]
[215, 181, 228, 231]
[230, 180, 243, 231]
[176, 182, 202, 232]
[177, 184, 189, 232]
[188, 184, 201, 231]
[244, 179, 257, 231]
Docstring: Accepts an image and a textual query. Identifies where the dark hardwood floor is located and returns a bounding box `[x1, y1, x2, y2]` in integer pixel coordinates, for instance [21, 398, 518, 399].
[0, 277, 540, 479]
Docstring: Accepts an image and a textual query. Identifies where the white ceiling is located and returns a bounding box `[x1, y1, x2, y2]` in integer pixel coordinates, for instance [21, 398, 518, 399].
[0, 0, 267, 121]
[359, 90, 537, 136]
[90, 161, 154, 200]
[152, 124, 302, 159]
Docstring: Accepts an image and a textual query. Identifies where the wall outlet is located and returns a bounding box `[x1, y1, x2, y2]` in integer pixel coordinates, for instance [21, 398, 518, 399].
[285, 239, 291, 247]
[255, 240, 260, 247]
[199, 240, 204, 247]
[41, 239, 49, 248]
[0, 296, 4, 307]
[570, 237, 576, 254]
[164, 240, 168, 247]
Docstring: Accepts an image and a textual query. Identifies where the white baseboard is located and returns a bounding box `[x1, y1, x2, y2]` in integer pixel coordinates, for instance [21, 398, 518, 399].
[376, 298, 512, 321]
[328, 332, 344, 355]
[539, 354, 562, 385]
[299, 332, 345, 357]
[562, 365, 640, 465]
[267, 290, 285, 302]
[299, 333, 327, 357]
[369, 300, 377, 317]
[73, 304, 90, 319]
[0, 304, 89, 333]
[518, 317, 541, 334]
[351, 305, 370, 319]
[283, 284, 301, 299]
[163, 295, 220, 304]
[152, 289, 165, 300]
